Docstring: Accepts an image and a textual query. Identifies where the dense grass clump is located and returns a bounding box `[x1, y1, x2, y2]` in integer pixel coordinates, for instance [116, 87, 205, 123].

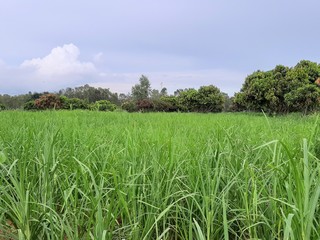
[0, 111, 319, 239]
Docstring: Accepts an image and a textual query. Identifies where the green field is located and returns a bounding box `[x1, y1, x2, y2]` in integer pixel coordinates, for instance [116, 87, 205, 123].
[0, 111, 320, 239]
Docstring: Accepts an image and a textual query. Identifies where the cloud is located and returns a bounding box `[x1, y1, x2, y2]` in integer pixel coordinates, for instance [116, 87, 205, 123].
[0, 44, 99, 95]
[0, 44, 246, 96]
[21, 44, 96, 76]
[93, 52, 104, 63]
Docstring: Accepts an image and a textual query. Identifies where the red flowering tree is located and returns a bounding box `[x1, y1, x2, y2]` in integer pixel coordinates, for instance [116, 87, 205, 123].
[34, 94, 62, 110]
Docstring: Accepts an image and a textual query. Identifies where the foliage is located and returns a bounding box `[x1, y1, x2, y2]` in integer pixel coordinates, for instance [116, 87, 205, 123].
[121, 100, 137, 112]
[92, 100, 117, 111]
[156, 96, 179, 112]
[177, 86, 225, 112]
[234, 60, 320, 114]
[0, 93, 32, 109]
[284, 84, 320, 113]
[131, 75, 151, 101]
[59, 84, 120, 105]
[136, 99, 154, 112]
[34, 94, 62, 110]
[196, 85, 225, 112]
[23, 100, 37, 111]
[150, 87, 168, 100]
[177, 88, 199, 112]
[0, 103, 6, 111]
[60, 96, 89, 110]
[294, 60, 320, 84]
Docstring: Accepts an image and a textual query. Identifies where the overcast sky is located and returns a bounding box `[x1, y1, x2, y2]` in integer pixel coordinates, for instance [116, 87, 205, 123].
[0, 0, 319, 96]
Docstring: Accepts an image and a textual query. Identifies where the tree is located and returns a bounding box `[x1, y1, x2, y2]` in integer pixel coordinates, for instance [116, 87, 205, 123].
[60, 96, 89, 110]
[176, 86, 225, 112]
[196, 85, 225, 112]
[177, 88, 198, 112]
[131, 75, 151, 100]
[24, 101, 37, 111]
[284, 84, 320, 114]
[34, 94, 62, 110]
[294, 60, 320, 84]
[92, 100, 117, 111]
[136, 99, 154, 112]
[59, 84, 120, 105]
[233, 60, 320, 114]
[0, 103, 6, 111]
[121, 101, 137, 112]
[158, 96, 179, 112]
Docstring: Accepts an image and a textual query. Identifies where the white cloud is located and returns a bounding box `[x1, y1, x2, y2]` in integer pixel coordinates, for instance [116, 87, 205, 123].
[21, 44, 96, 76]
[0, 44, 246, 96]
[0, 44, 100, 95]
[93, 52, 104, 63]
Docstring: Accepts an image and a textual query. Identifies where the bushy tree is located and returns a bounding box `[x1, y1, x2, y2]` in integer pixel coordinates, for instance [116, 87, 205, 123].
[136, 99, 154, 112]
[158, 96, 179, 112]
[294, 60, 320, 84]
[177, 86, 225, 112]
[196, 85, 225, 112]
[34, 94, 62, 110]
[177, 88, 198, 112]
[0, 103, 6, 111]
[131, 75, 151, 101]
[121, 101, 137, 112]
[23, 101, 37, 111]
[60, 96, 88, 110]
[233, 60, 320, 114]
[285, 84, 320, 114]
[93, 100, 117, 111]
[59, 84, 119, 105]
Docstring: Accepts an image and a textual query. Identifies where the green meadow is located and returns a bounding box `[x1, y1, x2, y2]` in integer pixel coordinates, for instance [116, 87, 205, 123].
[0, 111, 320, 239]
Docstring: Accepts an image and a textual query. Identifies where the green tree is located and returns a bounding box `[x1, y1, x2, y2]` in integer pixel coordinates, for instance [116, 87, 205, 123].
[93, 100, 117, 111]
[294, 60, 320, 84]
[59, 84, 119, 105]
[60, 96, 89, 110]
[131, 75, 151, 100]
[121, 100, 137, 112]
[233, 60, 320, 114]
[177, 88, 198, 112]
[284, 84, 320, 114]
[0, 103, 6, 111]
[23, 101, 37, 111]
[233, 70, 275, 112]
[196, 85, 225, 112]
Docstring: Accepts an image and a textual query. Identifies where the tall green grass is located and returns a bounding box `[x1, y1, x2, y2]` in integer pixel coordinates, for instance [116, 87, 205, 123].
[0, 111, 319, 239]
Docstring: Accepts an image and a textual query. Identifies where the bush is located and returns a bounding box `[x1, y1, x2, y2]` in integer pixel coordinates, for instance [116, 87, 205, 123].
[93, 100, 117, 111]
[158, 96, 180, 112]
[121, 101, 137, 112]
[0, 103, 6, 111]
[61, 96, 89, 110]
[24, 101, 37, 111]
[137, 99, 154, 112]
[34, 94, 62, 110]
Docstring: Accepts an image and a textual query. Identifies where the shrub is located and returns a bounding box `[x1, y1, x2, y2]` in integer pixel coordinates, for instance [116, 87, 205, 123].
[34, 94, 62, 110]
[137, 99, 154, 112]
[93, 100, 117, 111]
[23, 101, 37, 111]
[61, 96, 89, 110]
[121, 101, 137, 112]
[0, 103, 6, 111]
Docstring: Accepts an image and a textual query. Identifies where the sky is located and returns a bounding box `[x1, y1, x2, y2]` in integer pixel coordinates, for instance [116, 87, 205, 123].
[0, 0, 320, 96]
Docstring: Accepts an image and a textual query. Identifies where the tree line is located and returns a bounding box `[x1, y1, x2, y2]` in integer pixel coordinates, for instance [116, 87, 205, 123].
[233, 60, 320, 114]
[1, 59, 320, 114]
